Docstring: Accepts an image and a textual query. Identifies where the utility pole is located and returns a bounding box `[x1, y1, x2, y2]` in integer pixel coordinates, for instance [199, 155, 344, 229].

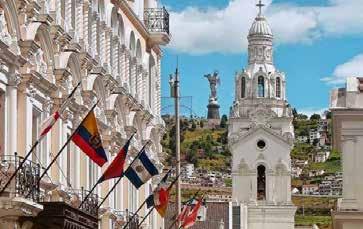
[169, 60, 181, 227]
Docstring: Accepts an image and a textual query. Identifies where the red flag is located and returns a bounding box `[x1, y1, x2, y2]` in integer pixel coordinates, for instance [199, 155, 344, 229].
[154, 187, 169, 217]
[98, 137, 132, 182]
[177, 205, 191, 223]
[39, 111, 60, 140]
[182, 198, 203, 228]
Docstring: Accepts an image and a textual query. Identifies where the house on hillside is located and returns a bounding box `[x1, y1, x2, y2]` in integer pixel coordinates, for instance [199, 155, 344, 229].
[302, 184, 319, 195]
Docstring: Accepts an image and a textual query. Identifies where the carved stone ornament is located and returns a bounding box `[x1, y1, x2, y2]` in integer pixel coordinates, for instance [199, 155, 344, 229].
[249, 102, 276, 126]
[239, 159, 250, 175]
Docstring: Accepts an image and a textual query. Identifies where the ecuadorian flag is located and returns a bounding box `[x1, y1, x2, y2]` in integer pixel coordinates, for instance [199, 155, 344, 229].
[72, 111, 108, 167]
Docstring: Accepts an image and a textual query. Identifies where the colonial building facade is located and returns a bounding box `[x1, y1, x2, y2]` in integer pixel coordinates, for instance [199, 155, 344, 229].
[331, 77, 363, 229]
[0, 0, 169, 228]
[228, 4, 296, 229]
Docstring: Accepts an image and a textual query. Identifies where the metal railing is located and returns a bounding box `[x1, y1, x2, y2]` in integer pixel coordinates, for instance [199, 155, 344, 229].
[114, 209, 140, 229]
[65, 188, 100, 217]
[0, 153, 41, 202]
[144, 7, 170, 34]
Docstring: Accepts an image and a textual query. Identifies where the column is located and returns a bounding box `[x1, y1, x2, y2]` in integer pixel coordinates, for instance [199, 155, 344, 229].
[83, 0, 90, 53]
[340, 135, 358, 210]
[5, 73, 18, 155]
[104, 28, 112, 72]
[75, 0, 84, 43]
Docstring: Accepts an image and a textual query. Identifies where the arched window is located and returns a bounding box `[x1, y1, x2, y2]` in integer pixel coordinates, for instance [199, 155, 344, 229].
[241, 77, 246, 98]
[258, 76, 264, 97]
[257, 165, 266, 200]
[276, 77, 281, 98]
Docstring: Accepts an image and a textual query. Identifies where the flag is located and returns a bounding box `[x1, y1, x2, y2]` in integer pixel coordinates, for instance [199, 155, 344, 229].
[178, 205, 192, 223]
[38, 81, 81, 141]
[146, 170, 170, 217]
[125, 149, 159, 189]
[181, 198, 203, 228]
[72, 111, 108, 167]
[98, 136, 132, 183]
[39, 111, 60, 140]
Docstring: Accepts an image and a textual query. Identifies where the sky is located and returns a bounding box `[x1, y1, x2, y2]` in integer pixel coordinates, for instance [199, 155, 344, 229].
[159, 0, 363, 118]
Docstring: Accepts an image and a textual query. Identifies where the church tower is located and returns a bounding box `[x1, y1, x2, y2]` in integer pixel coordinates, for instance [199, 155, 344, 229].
[228, 1, 296, 228]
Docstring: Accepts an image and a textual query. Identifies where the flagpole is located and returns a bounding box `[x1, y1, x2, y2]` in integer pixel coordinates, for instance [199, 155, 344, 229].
[96, 141, 148, 209]
[0, 141, 39, 194]
[167, 189, 201, 229]
[0, 82, 82, 195]
[137, 206, 154, 227]
[122, 200, 148, 229]
[26, 100, 99, 199]
[79, 134, 135, 209]
[122, 169, 172, 229]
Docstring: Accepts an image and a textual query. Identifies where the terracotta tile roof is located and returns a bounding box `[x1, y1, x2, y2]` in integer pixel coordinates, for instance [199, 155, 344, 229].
[165, 202, 230, 229]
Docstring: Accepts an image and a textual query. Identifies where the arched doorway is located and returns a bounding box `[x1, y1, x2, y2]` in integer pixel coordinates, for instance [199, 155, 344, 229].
[257, 165, 266, 200]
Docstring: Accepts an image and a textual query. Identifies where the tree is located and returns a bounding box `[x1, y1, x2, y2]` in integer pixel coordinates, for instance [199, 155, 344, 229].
[297, 114, 308, 120]
[325, 111, 332, 119]
[292, 108, 298, 118]
[310, 113, 321, 120]
[220, 114, 228, 128]
[200, 120, 204, 128]
[191, 121, 196, 131]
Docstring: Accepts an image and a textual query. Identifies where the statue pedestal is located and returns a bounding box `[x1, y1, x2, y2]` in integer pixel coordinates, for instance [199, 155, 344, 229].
[207, 102, 220, 128]
[207, 102, 220, 120]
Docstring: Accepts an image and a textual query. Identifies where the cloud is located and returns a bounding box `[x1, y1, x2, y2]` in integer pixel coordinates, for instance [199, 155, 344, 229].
[321, 54, 363, 85]
[167, 0, 363, 54]
[298, 107, 328, 118]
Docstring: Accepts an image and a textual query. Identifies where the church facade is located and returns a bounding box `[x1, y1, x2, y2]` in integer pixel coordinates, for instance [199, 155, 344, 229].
[228, 3, 296, 229]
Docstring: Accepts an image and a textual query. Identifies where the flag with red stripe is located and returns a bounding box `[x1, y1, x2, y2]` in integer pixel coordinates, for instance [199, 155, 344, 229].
[39, 111, 60, 140]
[98, 136, 132, 182]
[182, 198, 203, 228]
[72, 111, 108, 167]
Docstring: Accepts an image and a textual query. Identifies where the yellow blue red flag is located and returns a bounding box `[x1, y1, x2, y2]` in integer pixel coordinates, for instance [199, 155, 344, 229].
[72, 111, 107, 167]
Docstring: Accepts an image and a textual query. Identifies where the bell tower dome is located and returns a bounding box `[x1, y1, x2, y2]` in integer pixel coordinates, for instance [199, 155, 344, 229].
[247, 9, 273, 65]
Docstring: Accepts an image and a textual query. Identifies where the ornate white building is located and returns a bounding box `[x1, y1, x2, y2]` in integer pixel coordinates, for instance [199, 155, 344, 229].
[228, 3, 296, 229]
[331, 77, 363, 229]
[0, 0, 169, 228]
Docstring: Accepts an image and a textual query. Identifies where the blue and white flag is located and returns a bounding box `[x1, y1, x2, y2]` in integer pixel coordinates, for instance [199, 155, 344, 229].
[125, 149, 159, 189]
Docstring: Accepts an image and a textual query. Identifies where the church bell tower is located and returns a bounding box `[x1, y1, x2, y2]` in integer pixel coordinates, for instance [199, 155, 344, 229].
[228, 1, 296, 229]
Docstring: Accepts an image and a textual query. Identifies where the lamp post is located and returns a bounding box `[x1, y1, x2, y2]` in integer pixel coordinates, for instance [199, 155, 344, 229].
[169, 65, 181, 227]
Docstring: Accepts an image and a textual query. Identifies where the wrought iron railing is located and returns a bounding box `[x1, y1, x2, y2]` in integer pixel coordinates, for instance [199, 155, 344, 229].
[144, 7, 170, 34]
[0, 153, 41, 202]
[65, 188, 99, 217]
[113, 209, 140, 229]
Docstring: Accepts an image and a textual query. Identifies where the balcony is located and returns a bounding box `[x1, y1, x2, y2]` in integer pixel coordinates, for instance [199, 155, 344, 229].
[0, 153, 43, 221]
[144, 7, 171, 45]
[113, 210, 140, 229]
[0, 153, 99, 228]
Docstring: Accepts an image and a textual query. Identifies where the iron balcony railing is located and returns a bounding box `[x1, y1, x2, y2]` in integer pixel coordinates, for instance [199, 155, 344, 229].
[144, 7, 170, 34]
[65, 188, 100, 217]
[113, 209, 140, 229]
[0, 153, 41, 202]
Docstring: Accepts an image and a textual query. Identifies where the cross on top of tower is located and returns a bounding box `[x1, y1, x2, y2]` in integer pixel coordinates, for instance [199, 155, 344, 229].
[256, 0, 265, 16]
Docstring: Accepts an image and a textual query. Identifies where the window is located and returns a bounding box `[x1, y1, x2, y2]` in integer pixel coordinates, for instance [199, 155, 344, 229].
[241, 77, 246, 98]
[257, 165, 266, 200]
[276, 77, 281, 98]
[258, 76, 264, 97]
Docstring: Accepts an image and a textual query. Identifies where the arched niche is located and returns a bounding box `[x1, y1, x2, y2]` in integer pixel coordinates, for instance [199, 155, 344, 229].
[0, 0, 20, 38]
[129, 31, 136, 57]
[257, 164, 266, 200]
[23, 22, 55, 83]
[135, 39, 142, 63]
[147, 54, 156, 109]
